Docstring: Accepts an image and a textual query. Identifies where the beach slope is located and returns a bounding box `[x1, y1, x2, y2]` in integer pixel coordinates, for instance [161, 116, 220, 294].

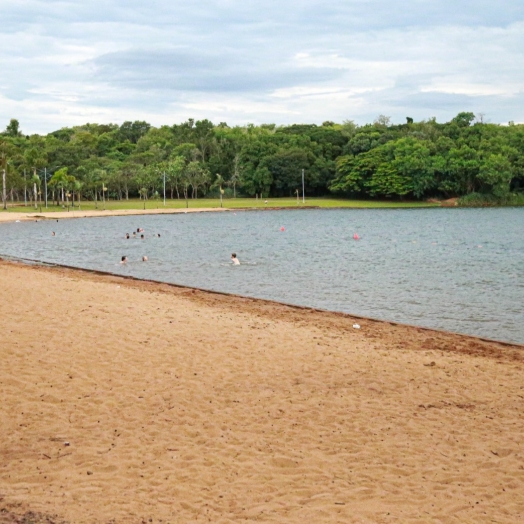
[0, 261, 522, 523]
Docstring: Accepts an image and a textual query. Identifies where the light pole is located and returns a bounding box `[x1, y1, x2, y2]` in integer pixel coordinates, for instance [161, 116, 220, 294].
[1, 155, 7, 211]
[44, 167, 48, 208]
[163, 171, 166, 206]
[2, 167, 6, 211]
[302, 169, 305, 204]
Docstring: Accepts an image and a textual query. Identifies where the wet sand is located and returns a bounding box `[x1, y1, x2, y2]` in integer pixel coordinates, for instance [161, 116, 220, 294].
[0, 261, 523, 523]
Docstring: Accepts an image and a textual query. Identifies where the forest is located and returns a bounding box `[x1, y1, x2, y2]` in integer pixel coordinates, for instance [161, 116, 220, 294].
[1, 112, 523, 207]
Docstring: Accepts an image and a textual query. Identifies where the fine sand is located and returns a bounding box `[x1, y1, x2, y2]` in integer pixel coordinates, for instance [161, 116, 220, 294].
[0, 261, 523, 523]
[0, 208, 227, 223]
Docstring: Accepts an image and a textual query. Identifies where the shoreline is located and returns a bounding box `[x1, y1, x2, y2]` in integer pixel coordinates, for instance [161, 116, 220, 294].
[2, 256, 523, 351]
[0, 207, 229, 223]
[1, 260, 523, 523]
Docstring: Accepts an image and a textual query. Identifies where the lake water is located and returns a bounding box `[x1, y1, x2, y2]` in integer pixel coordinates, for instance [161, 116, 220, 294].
[1, 208, 523, 344]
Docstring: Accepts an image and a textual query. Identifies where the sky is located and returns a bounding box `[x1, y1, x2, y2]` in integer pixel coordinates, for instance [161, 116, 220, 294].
[1, 0, 524, 134]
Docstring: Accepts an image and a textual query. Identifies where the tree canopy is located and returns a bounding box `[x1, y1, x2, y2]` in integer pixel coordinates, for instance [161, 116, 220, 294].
[1, 114, 523, 204]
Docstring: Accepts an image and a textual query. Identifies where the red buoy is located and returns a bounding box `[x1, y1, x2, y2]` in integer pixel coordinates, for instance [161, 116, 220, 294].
[353, 233, 360, 240]
[280, 226, 285, 232]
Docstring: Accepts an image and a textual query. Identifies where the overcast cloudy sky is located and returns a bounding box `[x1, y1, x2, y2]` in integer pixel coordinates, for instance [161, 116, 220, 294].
[1, 0, 523, 134]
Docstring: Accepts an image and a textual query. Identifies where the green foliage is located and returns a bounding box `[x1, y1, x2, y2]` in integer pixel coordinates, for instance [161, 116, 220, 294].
[1, 113, 523, 206]
[458, 192, 524, 207]
[4, 119, 22, 137]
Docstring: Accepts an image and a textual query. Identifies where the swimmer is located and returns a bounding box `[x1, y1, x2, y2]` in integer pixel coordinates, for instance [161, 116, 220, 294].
[52, 231, 55, 236]
[132, 232, 136, 238]
[120, 256, 127, 264]
[140, 234, 145, 239]
[231, 253, 240, 265]
[142, 256, 148, 261]
[125, 233, 130, 239]
[157, 233, 161, 238]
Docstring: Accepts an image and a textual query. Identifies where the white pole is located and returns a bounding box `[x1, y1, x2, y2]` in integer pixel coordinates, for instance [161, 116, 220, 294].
[302, 169, 305, 203]
[44, 167, 48, 208]
[2, 168, 6, 211]
[163, 171, 166, 206]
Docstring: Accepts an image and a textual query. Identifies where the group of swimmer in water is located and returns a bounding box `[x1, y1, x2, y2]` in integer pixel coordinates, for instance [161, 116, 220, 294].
[120, 228, 157, 264]
[120, 227, 241, 266]
[124, 228, 161, 240]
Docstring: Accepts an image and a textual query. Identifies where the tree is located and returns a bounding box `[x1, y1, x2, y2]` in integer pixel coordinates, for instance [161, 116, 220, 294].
[49, 168, 69, 205]
[228, 153, 242, 197]
[73, 179, 83, 208]
[264, 148, 309, 197]
[448, 145, 480, 194]
[329, 156, 360, 194]
[185, 161, 210, 198]
[212, 173, 226, 207]
[30, 171, 41, 209]
[374, 115, 391, 127]
[4, 119, 22, 137]
[164, 156, 185, 199]
[477, 154, 513, 198]
[452, 112, 476, 128]
[118, 121, 151, 144]
[390, 138, 435, 198]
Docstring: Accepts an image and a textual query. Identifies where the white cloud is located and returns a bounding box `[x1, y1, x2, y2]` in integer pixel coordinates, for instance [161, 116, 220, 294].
[1, 0, 523, 133]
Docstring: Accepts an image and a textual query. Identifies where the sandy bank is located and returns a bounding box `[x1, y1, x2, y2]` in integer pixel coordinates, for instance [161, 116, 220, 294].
[0, 207, 228, 223]
[0, 261, 523, 523]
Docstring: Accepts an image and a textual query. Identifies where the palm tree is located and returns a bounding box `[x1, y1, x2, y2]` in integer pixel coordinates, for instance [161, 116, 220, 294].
[30, 171, 41, 210]
[49, 168, 69, 206]
[73, 180, 83, 209]
[213, 173, 225, 208]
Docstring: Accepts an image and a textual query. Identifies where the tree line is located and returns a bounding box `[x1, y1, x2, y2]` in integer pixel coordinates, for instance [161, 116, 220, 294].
[1, 112, 523, 208]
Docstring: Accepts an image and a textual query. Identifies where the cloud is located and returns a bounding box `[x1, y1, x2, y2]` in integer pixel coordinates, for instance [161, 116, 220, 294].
[1, 0, 524, 133]
[92, 48, 344, 93]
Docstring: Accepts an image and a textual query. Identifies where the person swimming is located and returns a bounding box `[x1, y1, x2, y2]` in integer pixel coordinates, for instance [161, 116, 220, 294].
[132, 232, 136, 238]
[231, 253, 240, 265]
[121, 256, 127, 264]
[125, 233, 130, 239]
[140, 234, 145, 239]
[51, 231, 55, 236]
[142, 256, 148, 261]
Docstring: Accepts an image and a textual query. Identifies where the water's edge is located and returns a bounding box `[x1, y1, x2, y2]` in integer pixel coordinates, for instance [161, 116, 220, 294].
[2, 254, 522, 351]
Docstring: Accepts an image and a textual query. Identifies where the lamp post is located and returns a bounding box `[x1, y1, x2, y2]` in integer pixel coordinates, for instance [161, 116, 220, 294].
[44, 167, 48, 208]
[163, 171, 166, 206]
[1, 155, 7, 211]
[302, 169, 305, 204]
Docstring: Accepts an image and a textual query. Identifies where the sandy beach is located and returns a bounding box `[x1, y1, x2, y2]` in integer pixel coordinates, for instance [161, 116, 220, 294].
[0, 260, 523, 523]
[0, 208, 228, 223]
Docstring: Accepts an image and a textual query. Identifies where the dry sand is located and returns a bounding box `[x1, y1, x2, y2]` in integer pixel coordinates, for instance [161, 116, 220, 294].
[0, 261, 522, 523]
[0, 208, 227, 223]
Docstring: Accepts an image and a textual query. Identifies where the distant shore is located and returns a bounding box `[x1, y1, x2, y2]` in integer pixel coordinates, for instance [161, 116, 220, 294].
[0, 197, 440, 223]
[0, 206, 230, 223]
[0, 259, 523, 523]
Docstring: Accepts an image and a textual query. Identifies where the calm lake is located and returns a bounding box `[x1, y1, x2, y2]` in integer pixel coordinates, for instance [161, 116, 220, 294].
[1, 208, 523, 344]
